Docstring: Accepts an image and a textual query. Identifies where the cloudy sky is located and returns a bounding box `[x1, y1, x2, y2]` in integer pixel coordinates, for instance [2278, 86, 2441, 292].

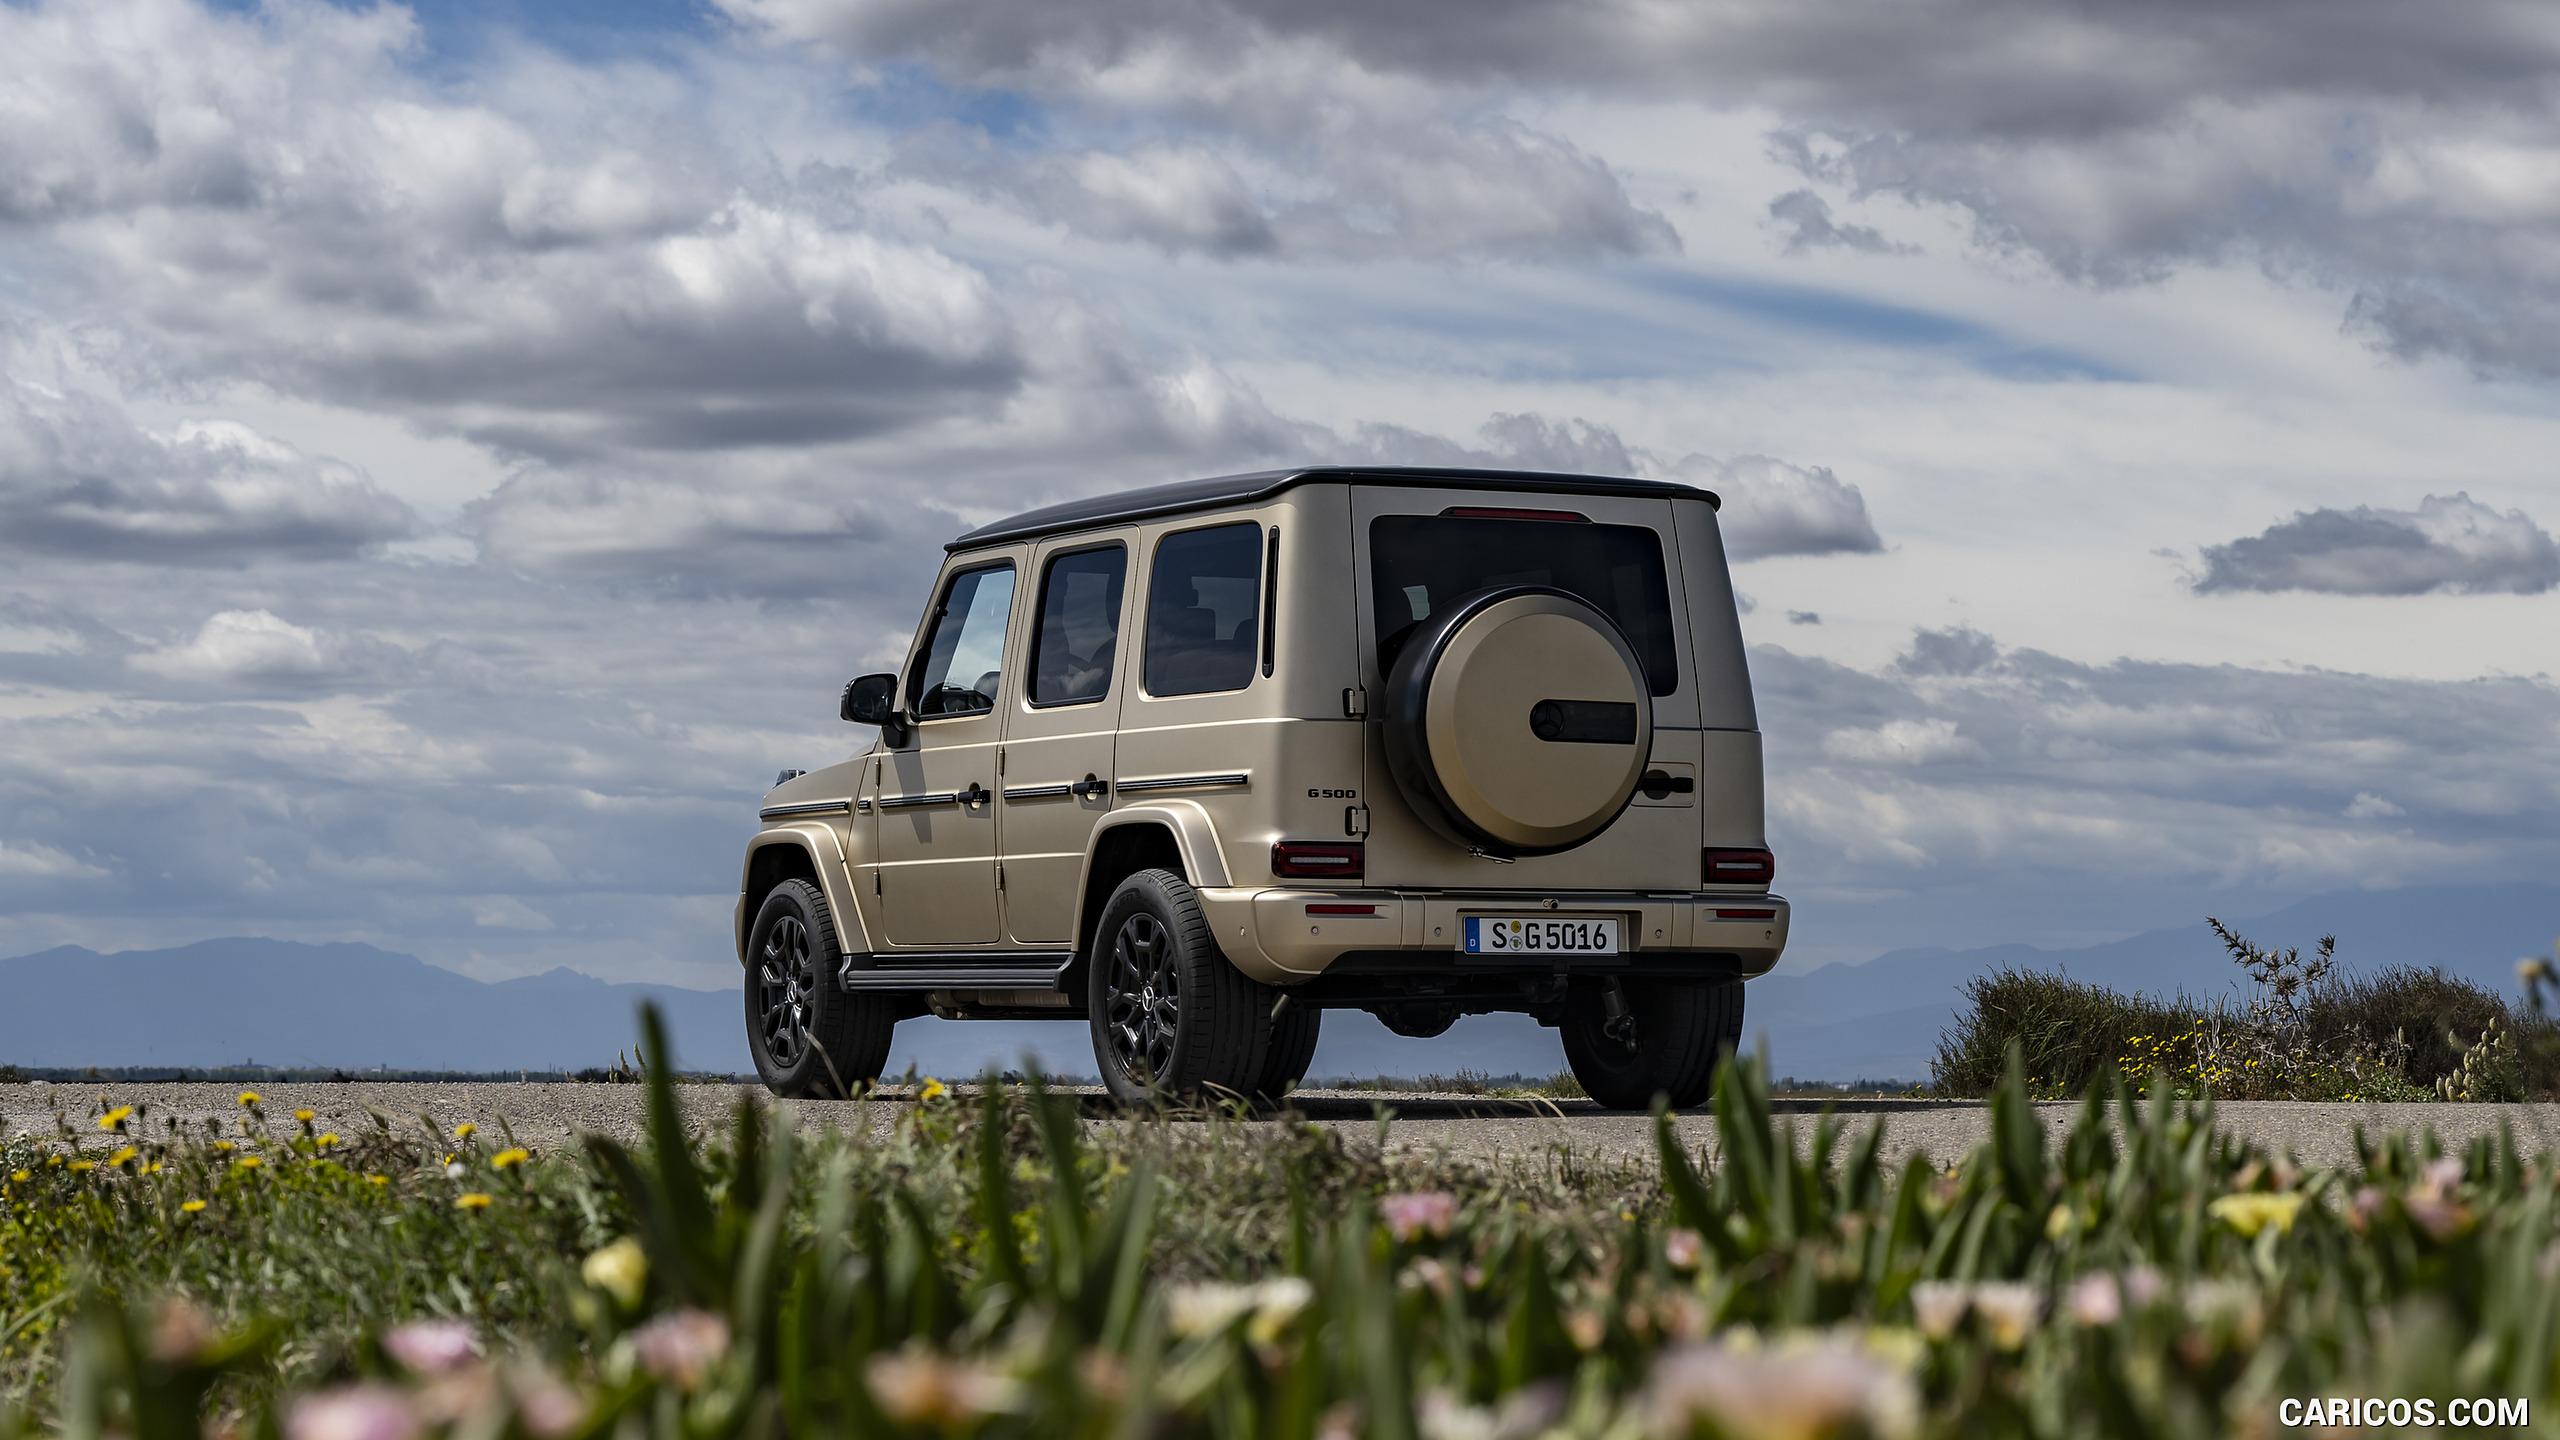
[4, 0, 2559, 1012]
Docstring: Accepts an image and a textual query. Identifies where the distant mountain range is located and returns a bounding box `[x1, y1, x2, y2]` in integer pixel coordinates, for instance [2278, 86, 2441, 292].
[8, 883, 2556, 1083]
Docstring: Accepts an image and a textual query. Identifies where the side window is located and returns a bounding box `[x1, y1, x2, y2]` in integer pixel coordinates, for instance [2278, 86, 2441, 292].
[1029, 544, 1127, 706]
[909, 563, 1017, 719]
[1144, 522, 1261, 697]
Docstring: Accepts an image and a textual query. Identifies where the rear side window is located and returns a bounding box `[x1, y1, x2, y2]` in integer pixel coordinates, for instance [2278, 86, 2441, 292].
[1029, 544, 1126, 706]
[1369, 515, 1678, 695]
[909, 563, 1016, 719]
[1144, 523, 1262, 697]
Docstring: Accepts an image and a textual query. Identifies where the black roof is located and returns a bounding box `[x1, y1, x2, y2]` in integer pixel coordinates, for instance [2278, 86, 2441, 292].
[946, 466, 1719, 551]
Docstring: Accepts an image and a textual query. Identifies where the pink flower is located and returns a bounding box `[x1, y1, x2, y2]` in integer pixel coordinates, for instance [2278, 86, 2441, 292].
[2067, 1273, 2121, 1326]
[512, 1374, 588, 1440]
[383, 1320, 478, 1375]
[1650, 1334, 1917, 1440]
[631, 1310, 730, 1390]
[288, 1387, 421, 1440]
[2423, 1157, 2466, 1192]
[2122, 1266, 2166, 1307]
[1379, 1191, 1458, 1242]
[1664, 1228, 1705, 1270]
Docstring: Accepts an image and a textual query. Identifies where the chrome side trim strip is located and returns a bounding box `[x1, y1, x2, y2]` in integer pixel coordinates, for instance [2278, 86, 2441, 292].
[1114, 772, 1249, 794]
[760, 799, 852, 820]
[876, 791, 959, 810]
[1002, 783, 1073, 801]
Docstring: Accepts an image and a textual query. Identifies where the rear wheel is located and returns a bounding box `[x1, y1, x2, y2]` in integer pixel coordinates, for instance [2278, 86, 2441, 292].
[745, 879, 898, 1098]
[1248, 1001, 1322, 1102]
[1560, 977, 1742, 1111]
[1087, 868, 1266, 1102]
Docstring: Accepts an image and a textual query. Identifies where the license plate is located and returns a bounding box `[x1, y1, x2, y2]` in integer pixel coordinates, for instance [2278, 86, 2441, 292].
[1462, 917, 1620, 955]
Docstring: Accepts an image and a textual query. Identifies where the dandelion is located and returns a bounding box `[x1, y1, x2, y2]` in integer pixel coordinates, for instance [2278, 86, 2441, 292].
[1380, 1190, 1460, 1241]
[7, 1170, 26, 1184]
[490, 1148, 530, 1170]
[181, 1199, 207, 1214]
[236, 1156, 263, 1170]
[108, 1146, 139, 1168]
[67, 1160, 95, 1173]
[582, 1237, 648, 1309]
[383, 1319, 478, 1375]
[631, 1310, 729, 1390]
[214, 1140, 235, 1152]
[317, 1133, 340, 1148]
[295, 1109, 316, 1124]
[2208, 1192, 2306, 1238]
[917, 1078, 947, 1102]
[368, 1175, 390, 1187]
[452, 1123, 477, 1140]
[238, 1092, 261, 1107]
[98, 1106, 134, 1132]
[455, 1192, 493, 1211]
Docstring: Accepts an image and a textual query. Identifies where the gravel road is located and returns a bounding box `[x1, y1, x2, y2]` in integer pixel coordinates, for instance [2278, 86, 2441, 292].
[15, 1081, 2560, 1174]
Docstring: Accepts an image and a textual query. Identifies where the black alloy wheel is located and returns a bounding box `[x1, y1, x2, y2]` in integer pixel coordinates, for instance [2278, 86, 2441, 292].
[743, 878, 898, 1099]
[1087, 867, 1267, 1102]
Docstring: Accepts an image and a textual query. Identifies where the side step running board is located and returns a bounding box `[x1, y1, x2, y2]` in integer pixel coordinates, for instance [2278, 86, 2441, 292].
[839, 953, 1073, 992]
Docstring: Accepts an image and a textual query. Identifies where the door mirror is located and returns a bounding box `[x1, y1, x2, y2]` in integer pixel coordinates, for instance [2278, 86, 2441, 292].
[841, 673, 899, 726]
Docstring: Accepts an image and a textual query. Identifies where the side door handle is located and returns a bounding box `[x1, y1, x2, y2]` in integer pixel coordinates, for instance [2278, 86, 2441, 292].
[958, 782, 991, 811]
[1070, 774, 1110, 800]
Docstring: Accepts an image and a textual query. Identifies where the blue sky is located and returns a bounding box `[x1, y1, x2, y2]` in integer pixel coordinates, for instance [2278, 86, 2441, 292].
[3, 0, 2559, 1076]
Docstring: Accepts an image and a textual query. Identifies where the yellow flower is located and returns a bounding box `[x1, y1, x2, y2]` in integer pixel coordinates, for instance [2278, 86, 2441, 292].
[68, 1160, 95, 1173]
[918, 1078, 948, 1102]
[181, 1199, 207, 1214]
[143, 1162, 163, 1175]
[294, 1109, 316, 1124]
[7, 1170, 26, 1184]
[235, 1156, 263, 1171]
[490, 1148, 530, 1170]
[2209, 1192, 2306, 1238]
[367, 1175, 390, 1186]
[316, 1133, 340, 1148]
[108, 1146, 139, 1168]
[582, 1237, 649, 1308]
[98, 1106, 135, 1131]
[452, 1123, 477, 1140]
[455, 1192, 493, 1211]
[237, 1091, 261, 1106]
[214, 1140, 235, 1153]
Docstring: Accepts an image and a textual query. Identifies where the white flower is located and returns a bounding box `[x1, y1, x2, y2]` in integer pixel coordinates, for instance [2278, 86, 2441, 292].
[288, 1387, 420, 1440]
[1650, 1331, 1917, 1440]
[383, 1320, 478, 1375]
[631, 1310, 729, 1390]
[2066, 1273, 2121, 1327]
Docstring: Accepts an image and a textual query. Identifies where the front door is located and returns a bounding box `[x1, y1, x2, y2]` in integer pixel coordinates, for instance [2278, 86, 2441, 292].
[877, 556, 1018, 948]
[1000, 539, 1131, 943]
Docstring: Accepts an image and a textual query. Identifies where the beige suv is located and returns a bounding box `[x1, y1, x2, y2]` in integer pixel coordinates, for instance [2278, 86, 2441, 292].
[736, 466, 1786, 1109]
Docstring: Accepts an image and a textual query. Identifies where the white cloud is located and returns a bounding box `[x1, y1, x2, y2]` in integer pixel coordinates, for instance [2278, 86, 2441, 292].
[130, 610, 335, 684]
[1676, 454, 1886, 562]
[0, 840, 106, 880]
[2195, 492, 2560, 596]
[1820, 717, 1983, 765]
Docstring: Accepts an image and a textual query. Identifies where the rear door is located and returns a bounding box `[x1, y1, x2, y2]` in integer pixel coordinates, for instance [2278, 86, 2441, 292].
[1346, 486, 1703, 891]
[999, 536, 1132, 943]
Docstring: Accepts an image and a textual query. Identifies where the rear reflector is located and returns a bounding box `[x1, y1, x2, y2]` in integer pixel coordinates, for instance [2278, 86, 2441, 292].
[1273, 841, 1365, 880]
[1716, 908, 1777, 920]
[1440, 506, 1590, 523]
[1703, 848, 1775, 886]
[1306, 904, 1377, 916]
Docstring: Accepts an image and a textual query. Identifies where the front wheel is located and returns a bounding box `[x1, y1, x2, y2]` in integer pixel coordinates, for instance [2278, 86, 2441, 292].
[745, 879, 898, 1098]
[1560, 977, 1743, 1111]
[1087, 868, 1267, 1102]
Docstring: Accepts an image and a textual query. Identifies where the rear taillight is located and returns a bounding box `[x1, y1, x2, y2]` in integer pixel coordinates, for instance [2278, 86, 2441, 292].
[1703, 848, 1775, 887]
[1273, 841, 1365, 880]
[1306, 903, 1377, 916]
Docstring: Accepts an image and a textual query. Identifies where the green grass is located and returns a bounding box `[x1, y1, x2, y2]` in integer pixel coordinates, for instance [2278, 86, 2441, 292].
[19, 1008, 2560, 1438]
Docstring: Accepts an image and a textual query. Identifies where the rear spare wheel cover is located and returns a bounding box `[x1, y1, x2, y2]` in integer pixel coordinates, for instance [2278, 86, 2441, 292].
[1381, 586, 1653, 855]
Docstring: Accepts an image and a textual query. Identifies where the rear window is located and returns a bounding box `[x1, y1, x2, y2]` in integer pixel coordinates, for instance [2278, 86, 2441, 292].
[1369, 515, 1678, 696]
[1144, 522, 1262, 697]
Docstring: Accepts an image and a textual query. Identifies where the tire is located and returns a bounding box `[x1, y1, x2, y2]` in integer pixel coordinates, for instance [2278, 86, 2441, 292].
[1560, 977, 1743, 1111]
[1248, 1001, 1323, 1102]
[745, 879, 898, 1098]
[1087, 868, 1267, 1102]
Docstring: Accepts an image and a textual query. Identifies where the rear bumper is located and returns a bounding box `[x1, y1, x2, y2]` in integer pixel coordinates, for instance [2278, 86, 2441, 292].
[1199, 888, 1788, 986]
